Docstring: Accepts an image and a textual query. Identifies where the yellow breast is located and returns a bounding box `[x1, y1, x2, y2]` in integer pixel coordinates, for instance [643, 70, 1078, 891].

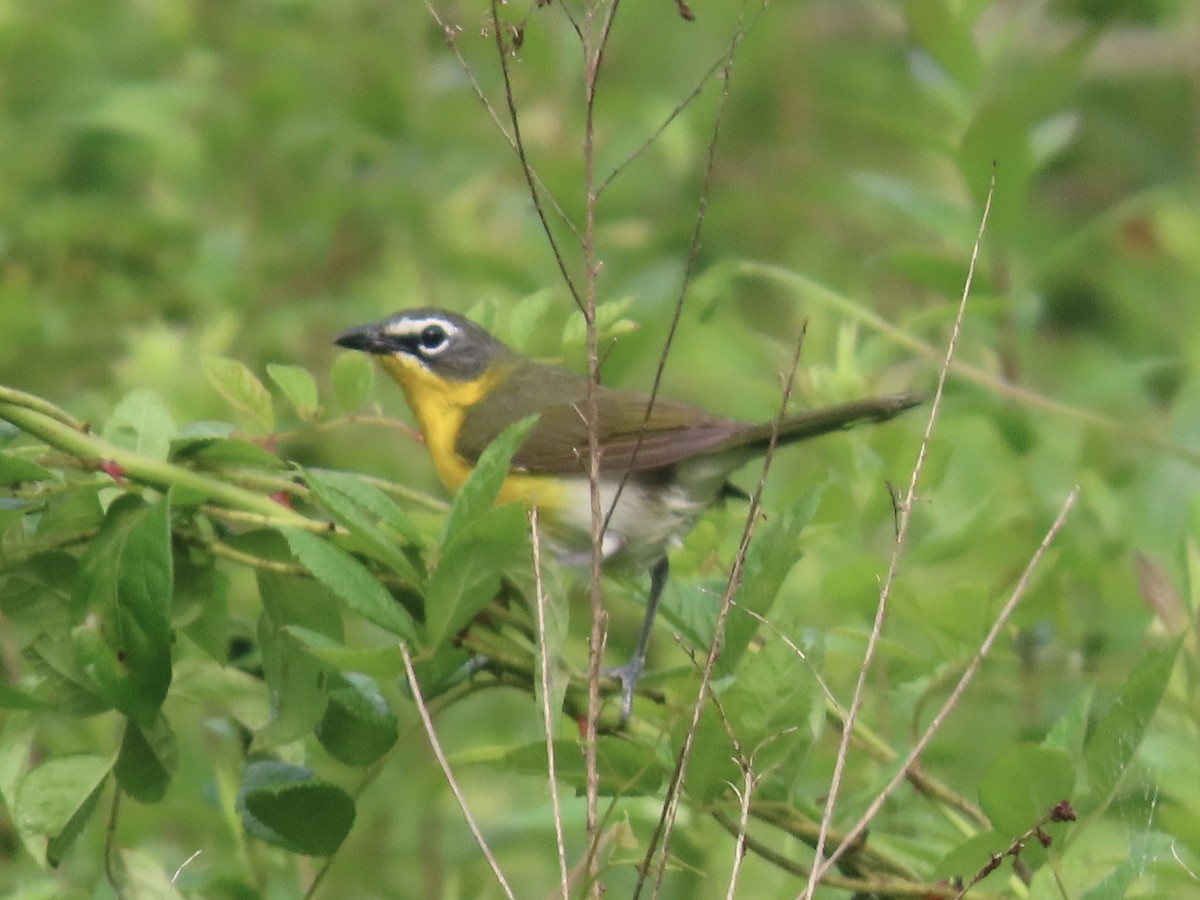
[379, 354, 568, 511]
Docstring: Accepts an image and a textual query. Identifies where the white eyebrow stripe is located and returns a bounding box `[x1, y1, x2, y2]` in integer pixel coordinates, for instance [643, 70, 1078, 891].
[383, 317, 460, 339]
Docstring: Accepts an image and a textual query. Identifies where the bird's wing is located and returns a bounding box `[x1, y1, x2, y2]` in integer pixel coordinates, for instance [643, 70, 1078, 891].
[456, 366, 743, 476]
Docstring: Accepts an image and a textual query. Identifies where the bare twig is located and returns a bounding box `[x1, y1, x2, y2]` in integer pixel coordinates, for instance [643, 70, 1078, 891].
[601, 8, 742, 545]
[421, 1, 583, 247]
[597, 3, 764, 196]
[953, 800, 1077, 898]
[488, 0, 584, 312]
[725, 755, 757, 900]
[579, 5, 626, 893]
[799, 172, 996, 900]
[171, 850, 203, 884]
[400, 644, 516, 900]
[712, 812, 992, 898]
[733, 602, 989, 830]
[530, 504, 571, 898]
[635, 324, 807, 899]
[692, 672, 759, 900]
[815, 486, 1080, 886]
[738, 261, 1200, 469]
[1171, 840, 1200, 881]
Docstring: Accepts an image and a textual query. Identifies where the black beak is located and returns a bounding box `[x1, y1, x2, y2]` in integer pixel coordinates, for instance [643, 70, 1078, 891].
[334, 323, 391, 355]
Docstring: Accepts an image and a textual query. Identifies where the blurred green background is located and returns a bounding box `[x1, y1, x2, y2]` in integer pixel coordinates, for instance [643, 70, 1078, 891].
[1, 0, 1198, 897]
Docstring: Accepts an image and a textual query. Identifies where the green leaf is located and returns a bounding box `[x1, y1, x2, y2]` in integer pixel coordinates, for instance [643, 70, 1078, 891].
[201, 356, 275, 432]
[0, 551, 80, 638]
[978, 744, 1075, 836]
[463, 737, 662, 796]
[315, 673, 399, 767]
[425, 503, 528, 648]
[170, 658, 269, 734]
[905, 0, 982, 92]
[237, 760, 355, 856]
[306, 467, 423, 545]
[720, 487, 820, 673]
[1042, 690, 1092, 759]
[248, 546, 341, 749]
[115, 714, 176, 803]
[505, 289, 555, 352]
[303, 467, 422, 579]
[72, 494, 174, 725]
[170, 436, 284, 470]
[399, 644, 479, 701]
[0, 684, 48, 710]
[34, 487, 104, 542]
[14, 754, 112, 867]
[958, 99, 1033, 240]
[1081, 640, 1181, 817]
[101, 389, 177, 462]
[0, 451, 53, 485]
[0, 713, 36, 861]
[278, 526, 416, 640]
[330, 351, 375, 413]
[173, 555, 229, 662]
[417, 416, 537, 647]
[675, 705, 743, 803]
[933, 830, 1008, 883]
[267, 363, 320, 420]
[0, 711, 34, 806]
[720, 610, 823, 777]
[255, 542, 345, 639]
[115, 848, 187, 900]
[284, 626, 405, 678]
[562, 296, 639, 348]
[441, 414, 539, 541]
[252, 613, 329, 751]
[28, 634, 111, 717]
[1079, 833, 1175, 900]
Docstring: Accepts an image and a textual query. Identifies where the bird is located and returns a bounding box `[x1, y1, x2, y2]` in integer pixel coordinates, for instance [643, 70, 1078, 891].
[335, 308, 921, 720]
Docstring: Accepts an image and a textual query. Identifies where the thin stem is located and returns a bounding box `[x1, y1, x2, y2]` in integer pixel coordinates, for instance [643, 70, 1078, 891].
[816, 486, 1080, 885]
[0, 396, 317, 528]
[635, 324, 807, 899]
[596, 3, 763, 196]
[0, 384, 88, 431]
[104, 777, 122, 893]
[600, 19, 739, 543]
[488, 0, 584, 312]
[737, 260, 1200, 469]
[530, 505, 571, 898]
[421, 1, 583, 246]
[710, 812, 992, 898]
[799, 174, 993, 900]
[579, 4, 624, 895]
[400, 644, 516, 900]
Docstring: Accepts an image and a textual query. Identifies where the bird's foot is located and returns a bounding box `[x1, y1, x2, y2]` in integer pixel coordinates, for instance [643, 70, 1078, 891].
[601, 656, 645, 726]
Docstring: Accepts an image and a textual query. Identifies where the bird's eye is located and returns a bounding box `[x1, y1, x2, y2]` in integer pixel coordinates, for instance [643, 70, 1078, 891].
[419, 325, 448, 351]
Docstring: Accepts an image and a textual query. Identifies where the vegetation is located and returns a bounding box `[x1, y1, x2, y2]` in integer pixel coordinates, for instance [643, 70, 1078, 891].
[0, 2, 1197, 898]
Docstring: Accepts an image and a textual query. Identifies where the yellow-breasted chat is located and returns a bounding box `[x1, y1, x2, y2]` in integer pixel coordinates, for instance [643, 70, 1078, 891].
[335, 308, 921, 720]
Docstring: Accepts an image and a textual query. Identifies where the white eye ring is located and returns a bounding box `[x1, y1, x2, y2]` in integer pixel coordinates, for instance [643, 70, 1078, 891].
[419, 324, 448, 352]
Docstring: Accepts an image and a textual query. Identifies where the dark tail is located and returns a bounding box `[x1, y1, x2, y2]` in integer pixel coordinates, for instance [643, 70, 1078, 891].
[740, 390, 926, 450]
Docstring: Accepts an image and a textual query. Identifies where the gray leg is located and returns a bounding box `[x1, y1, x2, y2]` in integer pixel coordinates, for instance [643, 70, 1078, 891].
[606, 557, 669, 723]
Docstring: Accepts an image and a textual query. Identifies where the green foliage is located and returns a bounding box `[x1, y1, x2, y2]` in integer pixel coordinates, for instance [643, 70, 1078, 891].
[72, 493, 173, 725]
[0, 1, 1197, 898]
[236, 760, 355, 857]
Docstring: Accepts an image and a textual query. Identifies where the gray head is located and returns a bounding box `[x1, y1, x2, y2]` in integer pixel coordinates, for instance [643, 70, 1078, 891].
[334, 308, 512, 381]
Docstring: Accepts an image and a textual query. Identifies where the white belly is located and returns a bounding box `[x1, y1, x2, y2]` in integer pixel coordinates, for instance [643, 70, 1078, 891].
[539, 463, 734, 569]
